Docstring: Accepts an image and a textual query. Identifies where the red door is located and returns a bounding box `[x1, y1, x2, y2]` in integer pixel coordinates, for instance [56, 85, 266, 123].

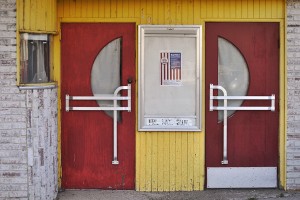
[61, 23, 135, 189]
[205, 23, 279, 188]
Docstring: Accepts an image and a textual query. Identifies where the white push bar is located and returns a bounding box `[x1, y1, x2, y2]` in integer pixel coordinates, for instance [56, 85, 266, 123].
[65, 84, 131, 165]
[209, 84, 275, 165]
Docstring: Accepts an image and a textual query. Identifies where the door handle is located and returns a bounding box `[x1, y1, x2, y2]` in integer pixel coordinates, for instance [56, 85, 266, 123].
[65, 84, 131, 165]
[209, 84, 275, 165]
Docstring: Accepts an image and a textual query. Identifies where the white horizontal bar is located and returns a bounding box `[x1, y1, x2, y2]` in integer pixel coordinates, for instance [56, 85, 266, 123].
[69, 96, 130, 101]
[211, 106, 272, 111]
[211, 96, 274, 100]
[69, 107, 130, 111]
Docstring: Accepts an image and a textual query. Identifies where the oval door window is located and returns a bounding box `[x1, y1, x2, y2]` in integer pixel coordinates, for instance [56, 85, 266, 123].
[91, 38, 122, 119]
[218, 37, 249, 122]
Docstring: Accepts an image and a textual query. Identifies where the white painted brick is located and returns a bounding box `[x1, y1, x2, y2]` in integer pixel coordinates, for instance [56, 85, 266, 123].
[0, 163, 27, 172]
[0, 136, 26, 144]
[0, 191, 27, 198]
[287, 0, 300, 189]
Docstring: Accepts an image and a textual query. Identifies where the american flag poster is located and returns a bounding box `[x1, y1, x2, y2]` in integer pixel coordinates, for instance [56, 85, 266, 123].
[160, 52, 182, 86]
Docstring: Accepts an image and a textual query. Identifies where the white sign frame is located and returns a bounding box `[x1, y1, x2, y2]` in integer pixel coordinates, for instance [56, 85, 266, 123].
[138, 25, 202, 131]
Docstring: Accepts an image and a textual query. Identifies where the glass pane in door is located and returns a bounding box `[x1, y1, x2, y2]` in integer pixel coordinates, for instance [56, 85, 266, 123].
[91, 38, 122, 119]
[218, 37, 249, 121]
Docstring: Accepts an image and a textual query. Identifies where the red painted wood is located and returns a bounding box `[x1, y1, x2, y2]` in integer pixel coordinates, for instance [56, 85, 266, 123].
[61, 23, 135, 189]
[205, 23, 279, 169]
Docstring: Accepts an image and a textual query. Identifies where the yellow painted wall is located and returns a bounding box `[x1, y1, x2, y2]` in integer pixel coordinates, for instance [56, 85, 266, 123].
[55, 0, 286, 191]
[18, 0, 57, 32]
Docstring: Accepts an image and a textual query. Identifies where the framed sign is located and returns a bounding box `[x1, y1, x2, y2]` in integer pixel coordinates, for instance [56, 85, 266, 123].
[138, 25, 202, 131]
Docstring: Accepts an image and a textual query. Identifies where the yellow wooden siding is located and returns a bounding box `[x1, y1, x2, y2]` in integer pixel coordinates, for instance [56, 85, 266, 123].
[56, 0, 285, 191]
[18, 0, 57, 32]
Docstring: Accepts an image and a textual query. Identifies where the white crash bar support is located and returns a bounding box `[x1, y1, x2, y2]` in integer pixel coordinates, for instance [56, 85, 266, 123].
[209, 84, 275, 165]
[65, 84, 131, 165]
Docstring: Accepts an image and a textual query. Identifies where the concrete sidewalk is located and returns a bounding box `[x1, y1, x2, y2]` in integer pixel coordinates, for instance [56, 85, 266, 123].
[57, 189, 300, 200]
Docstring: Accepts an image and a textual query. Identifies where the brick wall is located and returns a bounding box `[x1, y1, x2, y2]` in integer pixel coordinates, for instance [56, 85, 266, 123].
[0, 0, 58, 199]
[0, 0, 27, 198]
[287, 0, 300, 190]
[25, 88, 58, 200]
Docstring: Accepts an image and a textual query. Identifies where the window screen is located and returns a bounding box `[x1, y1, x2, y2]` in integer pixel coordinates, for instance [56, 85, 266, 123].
[20, 33, 50, 84]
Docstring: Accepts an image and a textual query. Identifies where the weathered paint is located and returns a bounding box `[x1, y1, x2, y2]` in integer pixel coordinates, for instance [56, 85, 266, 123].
[17, 0, 57, 33]
[53, 0, 286, 191]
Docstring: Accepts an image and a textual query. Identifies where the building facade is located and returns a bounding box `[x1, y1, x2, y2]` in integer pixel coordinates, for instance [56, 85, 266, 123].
[0, 0, 299, 199]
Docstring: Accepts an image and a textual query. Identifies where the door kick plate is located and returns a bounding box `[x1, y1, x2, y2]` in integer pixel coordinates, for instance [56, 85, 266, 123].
[207, 167, 277, 188]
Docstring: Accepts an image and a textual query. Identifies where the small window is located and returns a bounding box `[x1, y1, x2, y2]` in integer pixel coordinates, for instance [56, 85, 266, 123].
[20, 33, 50, 84]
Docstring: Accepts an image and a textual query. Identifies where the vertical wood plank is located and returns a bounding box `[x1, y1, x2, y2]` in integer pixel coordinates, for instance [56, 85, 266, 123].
[254, 0, 260, 18]
[151, 132, 158, 191]
[259, 0, 266, 19]
[104, 0, 111, 18]
[235, 0, 242, 19]
[157, 133, 164, 191]
[187, 133, 194, 190]
[199, 133, 205, 190]
[139, 133, 147, 191]
[62, 0, 70, 17]
[18, 0, 24, 30]
[111, 0, 117, 18]
[187, 0, 193, 25]
[219, 0, 225, 19]
[123, 0, 129, 18]
[193, 133, 201, 190]
[86, 0, 94, 17]
[145, 133, 152, 191]
[116, 0, 123, 18]
[212, 0, 219, 18]
[200, 0, 206, 19]
[146, 0, 153, 24]
[140, 0, 147, 23]
[152, 1, 159, 33]
[163, 132, 170, 191]
[241, 0, 248, 18]
[194, 0, 201, 24]
[175, 133, 182, 191]
[277, 0, 284, 19]
[81, 0, 88, 17]
[69, 0, 75, 17]
[135, 133, 141, 191]
[229, 0, 236, 18]
[128, 0, 135, 18]
[52, 0, 57, 31]
[271, 0, 278, 18]
[206, 0, 213, 19]
[45, 0, 52, 31]
[37, 0, 46, 30]
[134, 0, 141, 18]
[169, 132, 176, 191]
[157, 0, 165, 24]
[177, 0, 183, 25]
[170, 0, 176, 24]
[153, 133, 158, 191]
[98, 0, 105, 17]
[30, 0, 36, 30]
[265, 0, 272, 18]
[91, 0, 99, 17]
[164, 0, 171, 24]
[57, 0, 64, 20]
[181, 132, 188, 190]
[75, 0, 81, 17]
[247, 0, 254, 18]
